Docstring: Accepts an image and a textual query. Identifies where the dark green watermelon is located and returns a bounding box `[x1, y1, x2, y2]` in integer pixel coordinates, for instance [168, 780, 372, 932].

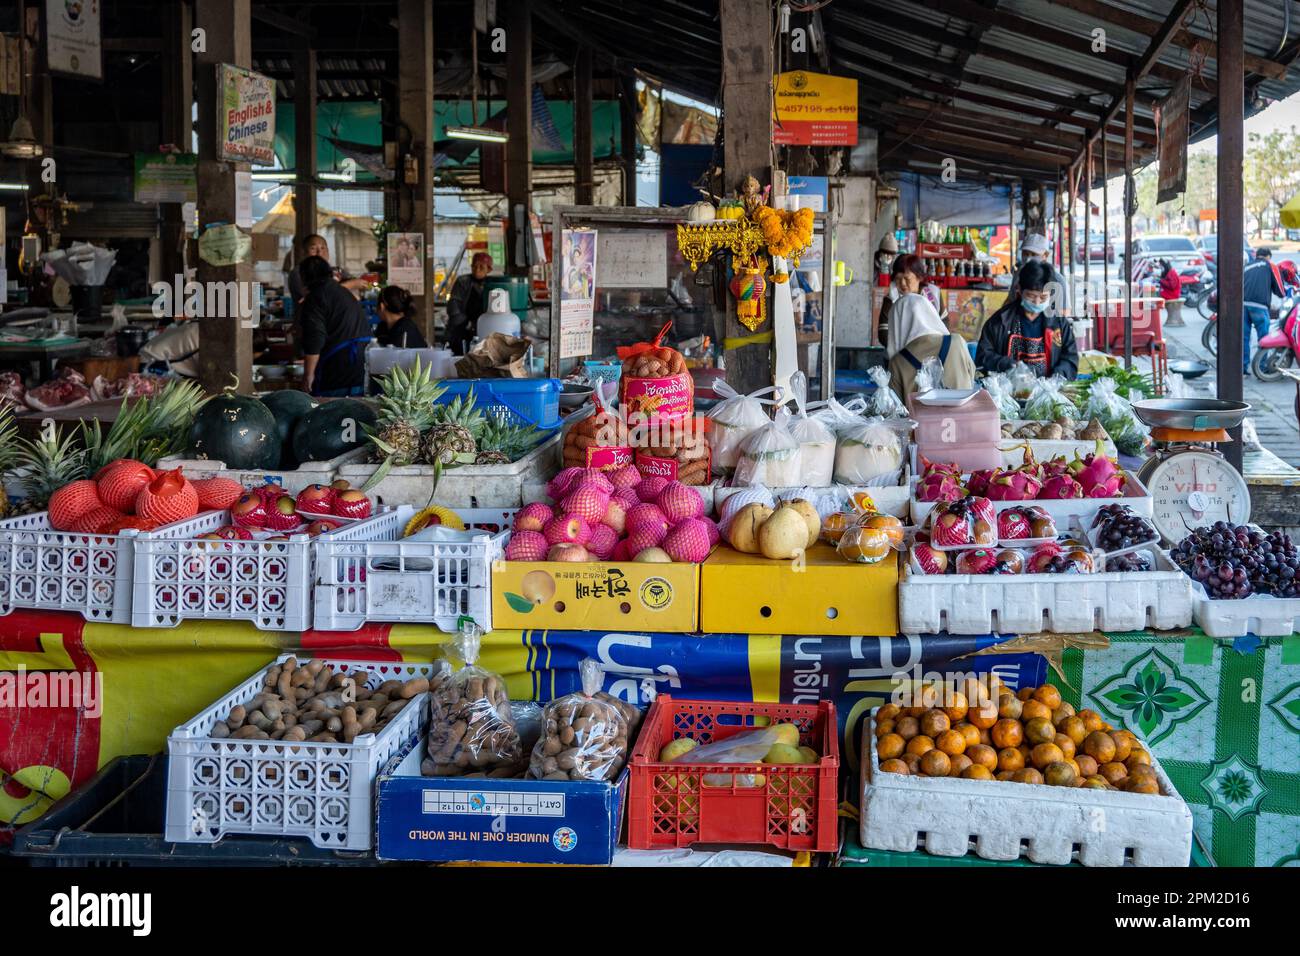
[292, 398, 377, 463]
[189, 392, 280, 469]
[260, 390, 316, 468]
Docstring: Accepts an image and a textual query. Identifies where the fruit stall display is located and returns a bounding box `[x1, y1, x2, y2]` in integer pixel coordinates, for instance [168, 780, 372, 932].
[1172, 522, 1300, 636]
[861, 681, 1193, 866]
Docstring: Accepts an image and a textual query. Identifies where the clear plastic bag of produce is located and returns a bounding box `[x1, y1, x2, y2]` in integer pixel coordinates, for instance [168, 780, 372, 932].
[1008, 361, 1037, 400]
[783, 371, 835, 486]
[982, 372, 1021, 420]
[664, 726, 782, 788]
[914, 355, 945, 394]
[528, 659, 640, 782]
[424, 625, 524, 778]
[734, 407, 802, 487]
[810, 393, 870, 435]
[834, 415, 906, 486]
[1023, 375, 1079, 422]
[1082, 376, 1150, 456]
[777, 485, 847, 520]
[866, 366, 908, 418]
[707, 381, 779, 474]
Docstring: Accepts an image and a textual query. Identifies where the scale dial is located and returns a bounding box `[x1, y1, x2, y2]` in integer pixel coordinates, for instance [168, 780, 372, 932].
[1140, 450, 1252, 544]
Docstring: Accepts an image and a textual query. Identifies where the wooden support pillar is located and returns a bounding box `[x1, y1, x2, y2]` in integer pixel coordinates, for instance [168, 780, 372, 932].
[23, 2, 52, 205]
[1083, 143, 1092, 308]
[1217, 0, 1245, 470]
[1055, 173, 1063, 273]
[194, 0, 255, 395]
[574, 46, 594, 206]
[1102, 145, 1110, 301]
[504, 0, 532, 277]
[159, 0, 193, 283]
[397, 0, 435, 342]
[1124, 75, 1135, 369]
[1066, 163, 1075, 292]
[293, 43, 318, 262]
[720, 0, 774, 393]
[619, 76, 637, 205]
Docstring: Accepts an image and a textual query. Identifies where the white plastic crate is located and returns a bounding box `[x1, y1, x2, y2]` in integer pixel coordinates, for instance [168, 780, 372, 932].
[898, 547, 1194, 634]
[860, 711, 1193, 866]
[156, 446, 369, 497]
[313, 505, 511, 632]
[0, 513, 138, 623]
[165, 654, 436, 850]
[1191, 582, 1300, 637]
[336, 432, 561, 509]
[131, 508, 399, 631]
[909, 470, 1152, 527]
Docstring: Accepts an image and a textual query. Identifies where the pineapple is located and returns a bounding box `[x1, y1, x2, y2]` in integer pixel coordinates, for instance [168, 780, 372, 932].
[474, 415, 541, 464]
[364, 360, 446, 489]
[419, 388, 485, 467]
[13, 427, 88, 514]
[80, 379, 207, 472]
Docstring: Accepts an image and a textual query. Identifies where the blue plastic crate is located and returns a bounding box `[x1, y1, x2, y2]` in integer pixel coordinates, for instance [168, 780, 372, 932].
[436, 378, 561, 430]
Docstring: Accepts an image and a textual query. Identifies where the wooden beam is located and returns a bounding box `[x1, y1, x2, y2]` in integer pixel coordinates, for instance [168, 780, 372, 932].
[293, 44, 318, 260]
[505, 0, 533, 279]
[619, 75, 637, 205]
[574, 46, 594, 206]
[720, 0, 773, 393]
[159, 0, 193, 284]
[397, 0, 435, 341]
[194, 0, 255, 395]
[1217, 0, 1245, 470]
[250, 6, 316, 40]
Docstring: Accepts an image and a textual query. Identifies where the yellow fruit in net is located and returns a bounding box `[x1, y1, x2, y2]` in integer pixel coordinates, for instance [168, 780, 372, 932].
[404, 506, 465, 536]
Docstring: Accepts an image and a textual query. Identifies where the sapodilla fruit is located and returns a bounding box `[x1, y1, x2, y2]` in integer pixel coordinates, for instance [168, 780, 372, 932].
[560, 486, 611, 524]
[546, 467, 583, 501]
[656, 481, 704, 523]
[635, 475, 669, 503]
[505, 530, 549, 561]
[70, 506, 125, 535]
[602, 498, 627, 534]
[625, 503, 668, 536]
[48, 480, 104, 531]
[96, 461, 156, 513]
[135, 469, 200, 524]
[610, 465, 642, 490]
[662, 518, 711, 563]
[586, 523, 619, 559]
[190, 477, 243, 511]
[544, 514, 591, 546]
[513, 502, 554, 534]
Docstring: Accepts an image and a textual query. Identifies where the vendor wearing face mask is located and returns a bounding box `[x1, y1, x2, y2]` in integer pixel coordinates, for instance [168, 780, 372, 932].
[976, 259, 1079, 380]
[1008, 233, 1071, 316]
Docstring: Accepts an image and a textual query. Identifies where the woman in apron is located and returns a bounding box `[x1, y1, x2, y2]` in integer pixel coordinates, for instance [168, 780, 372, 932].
[886, 291, 977, 400]
[297, 256, 373, 396]
[976, 259, 1079, 381]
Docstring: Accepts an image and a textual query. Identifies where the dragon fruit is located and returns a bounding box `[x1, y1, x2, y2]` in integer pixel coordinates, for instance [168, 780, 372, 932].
[966, 468, 998, 497]
[919, 455, 962, 480]
[1040, 455, 1073, 480]
[916, 470, 965, 502]
[1039, 473, 1084, 499]
[1071, 439, 1125, 498]
[985, 469, 1043, 501]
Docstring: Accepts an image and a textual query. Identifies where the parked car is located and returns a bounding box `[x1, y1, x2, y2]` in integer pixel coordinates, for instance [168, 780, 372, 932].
[1194, 233, 1253, 274]
[1075, 231, 1115, 264]
[1131, 234, 1209, 293]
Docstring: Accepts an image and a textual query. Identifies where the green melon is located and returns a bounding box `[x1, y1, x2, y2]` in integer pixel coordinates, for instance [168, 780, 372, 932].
[291, 398, 377, 463]
[189, 388, 280, 469]
[261, 390, 316, 468]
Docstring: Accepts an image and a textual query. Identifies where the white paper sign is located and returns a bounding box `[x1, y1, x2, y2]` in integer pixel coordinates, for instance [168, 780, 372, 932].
[595, 231, 667, 289]
[46, 0, 102, 80]
[559, 228, 597, 359]
[217, 64, 276, 165]
[387, 232, 425, 295]
[235, 171, 253, 227]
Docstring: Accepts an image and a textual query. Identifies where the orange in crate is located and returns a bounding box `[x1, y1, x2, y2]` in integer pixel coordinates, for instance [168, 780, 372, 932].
[628, 696, 839, 853]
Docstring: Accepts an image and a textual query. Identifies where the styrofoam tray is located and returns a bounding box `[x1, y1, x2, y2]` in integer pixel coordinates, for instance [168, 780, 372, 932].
[997, 420, 1117, 465]
[1190, 581, 1300, 637]
[860, 710, 1193, 866]
[165, 654, 437, 850]
[909, 471, 1152, 527]
[157, 446, 370, 497]
[337, 431, 560, 509]
[313, 505, 510, 632]
[898, 546, 1194, 634]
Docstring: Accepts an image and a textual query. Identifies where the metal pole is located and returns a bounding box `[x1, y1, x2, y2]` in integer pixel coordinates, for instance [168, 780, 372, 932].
[1055, 173, 1064, 274]
[1067, 163, 1076, 302]
[1009, 185, 1016, 268]
[1103, 144, 1110, 307]
[1124, 75, 1135, 369]
[1084, 144, 1092, 315]
[1218, 0, 1245, 471]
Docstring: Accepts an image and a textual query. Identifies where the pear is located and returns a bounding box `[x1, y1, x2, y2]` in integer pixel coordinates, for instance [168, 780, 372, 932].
[785, 498, 822, 548]
[758, 504, 809, 560]
[728, 503, 773, 553]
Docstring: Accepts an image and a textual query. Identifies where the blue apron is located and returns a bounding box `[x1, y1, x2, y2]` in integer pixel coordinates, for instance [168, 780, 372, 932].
[312, 336, 370, 397]
[899, 334, 953, 371]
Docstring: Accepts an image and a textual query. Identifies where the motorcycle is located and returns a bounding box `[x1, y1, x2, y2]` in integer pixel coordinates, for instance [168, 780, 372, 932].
[1251, 290, 1300, 382]
[1189, 279, 1216, 319]
[1202, 289, 1218, 355]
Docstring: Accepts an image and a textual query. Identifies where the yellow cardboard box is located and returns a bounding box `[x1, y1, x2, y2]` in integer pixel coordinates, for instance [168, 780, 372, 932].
[492, 560, 700, 632]
[699, 545, 898, 636]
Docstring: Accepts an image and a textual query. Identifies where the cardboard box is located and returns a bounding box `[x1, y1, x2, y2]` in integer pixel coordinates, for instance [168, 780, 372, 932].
[699, 544, 898, 636]
[376, 745, 627, 865]
[491, 559, 700, 632]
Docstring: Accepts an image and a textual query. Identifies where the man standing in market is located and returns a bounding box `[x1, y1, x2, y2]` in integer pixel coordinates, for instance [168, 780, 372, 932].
[1243, 247, 1284, 375]
[445, 252, 494, 355]
[1009, 233, 1072, 317]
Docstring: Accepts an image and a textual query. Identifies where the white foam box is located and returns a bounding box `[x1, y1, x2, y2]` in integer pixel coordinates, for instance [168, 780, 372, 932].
[909, 470, 1152, 527]
[157, 446, 370, 498]
[860, 711, 1193, 866]
[1191, 582, 1300, 637]
[898, 547, 1194, 634]
[996, 421, 1117, 467]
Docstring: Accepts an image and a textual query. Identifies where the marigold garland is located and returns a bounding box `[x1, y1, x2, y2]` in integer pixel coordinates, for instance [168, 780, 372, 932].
[754, 205, 814, 261]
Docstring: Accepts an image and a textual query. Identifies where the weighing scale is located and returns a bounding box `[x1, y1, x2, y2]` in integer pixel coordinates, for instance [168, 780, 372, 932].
[1132, 399, 1252, 544]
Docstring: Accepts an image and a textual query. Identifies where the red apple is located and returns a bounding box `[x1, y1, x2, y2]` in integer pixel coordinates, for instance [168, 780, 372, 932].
[547, 543, 590, 562]
[332, 489, 372, 520]
[295, 483, 335, 514]
[230, 493, 268, 529]
[264, 495, 301, 532]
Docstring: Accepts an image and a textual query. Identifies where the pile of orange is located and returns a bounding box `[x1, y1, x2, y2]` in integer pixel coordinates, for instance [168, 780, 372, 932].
[874, 680, 1162, 794]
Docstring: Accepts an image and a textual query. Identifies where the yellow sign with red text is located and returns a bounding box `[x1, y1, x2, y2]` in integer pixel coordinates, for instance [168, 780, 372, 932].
[773, 72, 858, 146]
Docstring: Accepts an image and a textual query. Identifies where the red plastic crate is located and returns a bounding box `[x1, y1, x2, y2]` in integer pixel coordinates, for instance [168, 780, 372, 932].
[627, 696, 839, 853]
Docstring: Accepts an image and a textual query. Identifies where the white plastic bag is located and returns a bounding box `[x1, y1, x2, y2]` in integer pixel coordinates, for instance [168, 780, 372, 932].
[528, 659, 638, 782]
[668, 726, 781, 788]
[1009, 361, 1037, 400]
[707, 382, 779, 473]
[914, 356, 945, 394]
[982, 373, 1020, 419]
[834, 416, 905, 486]
[867, 366, 908, 418]
[784, 371, 835, 486]
[734, 408, 802, 487]
[1023, 375, 1079, 422]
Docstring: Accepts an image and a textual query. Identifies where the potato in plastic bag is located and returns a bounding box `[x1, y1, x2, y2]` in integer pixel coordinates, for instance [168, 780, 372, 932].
[528, 659, 639, 781]
[423, 626, 524, 778]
